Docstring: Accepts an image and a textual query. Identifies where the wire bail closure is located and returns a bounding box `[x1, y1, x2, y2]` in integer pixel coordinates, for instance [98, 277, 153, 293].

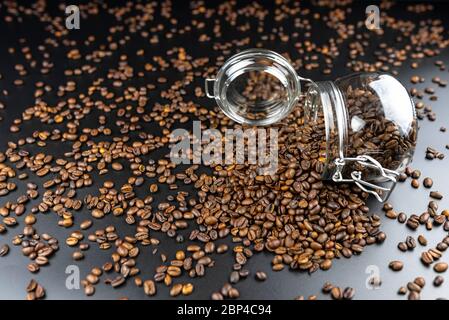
[332, 155, 399, 202]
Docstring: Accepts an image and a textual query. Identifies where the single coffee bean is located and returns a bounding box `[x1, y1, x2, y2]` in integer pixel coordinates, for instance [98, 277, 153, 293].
[182, 283, 194, 296]
[111, 276, 125, 288]
[229, 271, 240, 284]
[423, 177, 433, 188]
[170, 283, 183, 297]
[84, 285, 95, 296]
[398, 212, 407, 223]
[398, 286, 407, 295]
[228, 288, 240, 299]
[437, 242, 448, 251]
[322, 282, 333, 293]
[0, 244, 9, 257]
[408, 291, 420, 300]
[389, 260, 404, 271]
[411, 179, 420, 188]
[418, 235, 427, 246]
[421, 251, 434, 265]
[330, 287, 342, 300]
[430, 191, 443, 200]
[433, 276, 444, 287]
[434, 262, 448, 273]
[111, 162, 123, 171]
[414, 277, 425, 288]
[406, 236, 416, 250]
[255, 271, 267, 281]
[342, 287, 355, 300]
[143, 280, 156, 296]
[398, 242, 408, 252]
[411, 170, 421, 179]
[407, 281, 421, 293]
[211, 292, 224, 300]
[72, 251, 84, 260]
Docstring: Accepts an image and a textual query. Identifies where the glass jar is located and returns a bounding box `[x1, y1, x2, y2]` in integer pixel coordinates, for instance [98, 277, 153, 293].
[205, 49, 418, 202]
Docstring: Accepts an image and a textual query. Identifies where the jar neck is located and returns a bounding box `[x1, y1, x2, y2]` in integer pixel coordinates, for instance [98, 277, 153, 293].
[313, 81, 348, 179]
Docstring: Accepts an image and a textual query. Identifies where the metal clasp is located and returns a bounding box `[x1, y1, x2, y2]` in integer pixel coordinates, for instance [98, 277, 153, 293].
[332, 155, 399, 202]
[205, 78, 215, 98]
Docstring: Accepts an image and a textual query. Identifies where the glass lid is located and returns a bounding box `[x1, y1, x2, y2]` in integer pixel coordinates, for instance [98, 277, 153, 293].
[206, 49, 306, 126]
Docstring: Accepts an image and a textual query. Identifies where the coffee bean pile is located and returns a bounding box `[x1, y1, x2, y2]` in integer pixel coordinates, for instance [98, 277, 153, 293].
[0, 1, 448, 300]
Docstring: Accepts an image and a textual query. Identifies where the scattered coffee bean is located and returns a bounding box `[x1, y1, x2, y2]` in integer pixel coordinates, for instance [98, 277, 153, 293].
[434, 262, 448, 273]
[389, 261, 404, 271]
[418, 235, 427, 246]
[423, 177, 433, 188]
[0, 244, 9, 257]
[430, 191, 443, 200]
[433, 276, 444, 287]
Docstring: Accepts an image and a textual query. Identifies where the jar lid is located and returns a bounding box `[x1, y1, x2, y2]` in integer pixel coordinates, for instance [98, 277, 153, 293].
[206, 49, 308, 126]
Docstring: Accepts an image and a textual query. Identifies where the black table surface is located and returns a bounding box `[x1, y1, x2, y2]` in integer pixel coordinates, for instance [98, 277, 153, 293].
[1, 1, 449, 300]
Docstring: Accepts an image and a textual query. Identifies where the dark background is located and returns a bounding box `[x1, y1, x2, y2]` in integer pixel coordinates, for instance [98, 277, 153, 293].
[0, 0, 449, 300]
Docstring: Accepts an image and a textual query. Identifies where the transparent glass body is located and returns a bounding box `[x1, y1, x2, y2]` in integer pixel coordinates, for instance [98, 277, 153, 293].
[206, 49, 418, 201]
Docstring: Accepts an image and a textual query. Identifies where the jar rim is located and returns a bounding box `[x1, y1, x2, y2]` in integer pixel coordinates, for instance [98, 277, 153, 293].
[212, 49, 301, 126]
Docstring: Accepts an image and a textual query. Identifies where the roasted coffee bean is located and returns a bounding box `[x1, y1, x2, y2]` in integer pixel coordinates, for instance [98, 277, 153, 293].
[411, 170, 421, 179]
[342, 287, 355, 300]
[406, 216, 419, 230]
[228, 288, 240, 299]
[423, 177, 433, 188]
[430, 191, 443, 200]
[255, 271, 267, 281]
[322, 282, 333, 294]
[418, 235, 427, 246]
[398, 286, 407, 295]
[0, 244, 9, 257]
[211, 292, 224, 300]
[398, 242, 408, 252]
[411, 179, 420, 188]
[389, 260, 404, 271]
[182, 283, 194, 296]
[229, 271, 240, 284]
[72, 251, 84, 260]
[330, 287, 342, 300]
[421, 251, 434, 265]
[80, 220, 92, 230]
[406, 236, 416, 250]
[143, 280, 156, 296]
[408, 291, 420, 300]
[111, 162, 123, 171]
[434, 276, 444, 287]
[398, 212, 407, 223]
[407, 281, 421, 293]
[414, 277, 426, 288]
[170, 284, 183, 297]
[84, 285, 95, 296]
[111, 276, 125, 288]
[434, 262, 448, 273]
